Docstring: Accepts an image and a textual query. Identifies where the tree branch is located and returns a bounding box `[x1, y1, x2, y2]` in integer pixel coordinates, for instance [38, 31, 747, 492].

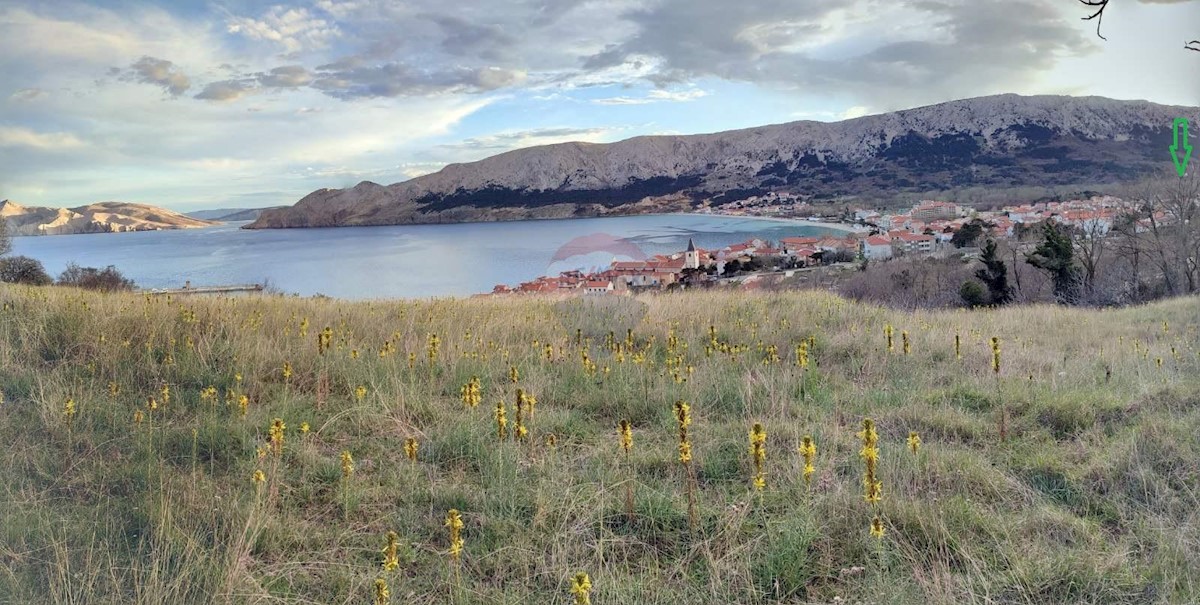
[1187, 40, 1200, 52]
[1080, 0, 1110, 41]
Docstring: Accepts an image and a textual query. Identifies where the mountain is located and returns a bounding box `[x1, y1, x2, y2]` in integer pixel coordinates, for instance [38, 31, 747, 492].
[187, 207, 285, 221]
[246, 94, 1194, 230]
[1, 201, 218, 236]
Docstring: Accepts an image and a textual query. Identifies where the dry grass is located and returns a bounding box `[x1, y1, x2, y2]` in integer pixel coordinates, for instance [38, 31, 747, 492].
[0, 286, 1197, 604]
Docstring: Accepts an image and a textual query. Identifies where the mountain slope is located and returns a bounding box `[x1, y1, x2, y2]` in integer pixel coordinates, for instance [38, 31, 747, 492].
[1, 201, 218, 235]
[247, 94, 1194, 229]
[187, 207, 285, 221]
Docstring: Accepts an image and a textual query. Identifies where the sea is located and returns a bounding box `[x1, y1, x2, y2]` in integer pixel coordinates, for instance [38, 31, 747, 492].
[10, 214, 845, 299]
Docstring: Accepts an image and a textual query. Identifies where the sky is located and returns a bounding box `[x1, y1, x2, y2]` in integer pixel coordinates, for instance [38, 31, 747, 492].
[1, 0, 1198, 211]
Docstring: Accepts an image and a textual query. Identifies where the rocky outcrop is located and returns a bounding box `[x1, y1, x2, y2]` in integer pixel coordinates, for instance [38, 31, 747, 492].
[248, 94, 1196, 229]
[1, 201, 218, 236]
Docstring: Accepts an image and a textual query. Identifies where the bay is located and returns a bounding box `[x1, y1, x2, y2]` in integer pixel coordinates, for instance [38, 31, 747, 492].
[10, 214, 845, 299]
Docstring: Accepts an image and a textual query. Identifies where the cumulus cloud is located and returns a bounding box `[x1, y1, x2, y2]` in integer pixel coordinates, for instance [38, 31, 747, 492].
[257, 65, 313, 88]
[226, 6, 339, 53]
[194, 79, 254, 102]
[124, 56, 191, 97]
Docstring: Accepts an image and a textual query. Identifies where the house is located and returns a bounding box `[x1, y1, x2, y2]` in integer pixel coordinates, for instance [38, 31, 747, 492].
[861, 236, 894, 260]
[584, 280, 613, 295]
[911, 201, 961, 221]
[893, 232, 935, 253]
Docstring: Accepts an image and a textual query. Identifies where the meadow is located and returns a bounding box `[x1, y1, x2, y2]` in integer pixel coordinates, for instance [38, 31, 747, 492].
[0, 286, 1197, 604]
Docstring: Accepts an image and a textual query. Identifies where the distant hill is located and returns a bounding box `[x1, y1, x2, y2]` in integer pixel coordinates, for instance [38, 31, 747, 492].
[1, 200, 218, 236]
[187, 207, 285, 221]
[248, 94, 1195, 230]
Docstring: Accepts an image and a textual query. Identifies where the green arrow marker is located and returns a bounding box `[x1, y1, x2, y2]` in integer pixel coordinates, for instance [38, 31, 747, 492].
[1170, 117, 1192, 177]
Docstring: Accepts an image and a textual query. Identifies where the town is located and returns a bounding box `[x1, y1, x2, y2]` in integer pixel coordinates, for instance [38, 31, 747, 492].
[490, 195, 1144, 296]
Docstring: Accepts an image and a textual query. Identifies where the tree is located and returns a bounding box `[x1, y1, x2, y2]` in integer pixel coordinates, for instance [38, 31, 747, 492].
[0, 218, 11, 257]
[1112, 173, 1200, 297]
[974, 239, 1013, 305]
[57, 263, 136, 291]
[951, 219, 985, 248]
[1070, 219, 1107, 299]
[0, 256, 51, 285]
[959, 280, 987, 308]
[1026, 222, 1081, 304]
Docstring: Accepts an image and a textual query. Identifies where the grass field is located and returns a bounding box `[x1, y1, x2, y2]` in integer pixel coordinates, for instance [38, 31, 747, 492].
[1, 286, 1198, 604]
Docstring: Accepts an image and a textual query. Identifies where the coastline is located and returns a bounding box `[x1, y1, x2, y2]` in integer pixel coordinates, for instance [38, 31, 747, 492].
[667, 212, 864, 234]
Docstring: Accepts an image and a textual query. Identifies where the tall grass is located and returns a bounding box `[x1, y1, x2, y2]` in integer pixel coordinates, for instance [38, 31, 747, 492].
[0, 286, 1197, 604]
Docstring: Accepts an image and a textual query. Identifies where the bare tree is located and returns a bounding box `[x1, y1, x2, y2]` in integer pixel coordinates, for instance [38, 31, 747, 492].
[1071, 218, 1108, 299]
[1114, 172, 1200, 296]
[1080, 0, 1199, 51]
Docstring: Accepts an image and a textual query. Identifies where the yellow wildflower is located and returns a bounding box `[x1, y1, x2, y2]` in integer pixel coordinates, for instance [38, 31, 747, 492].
[907, 431, 921, 454]
[799, 435, 816, 484]
[445, 509, 464, 562]
[340, 450, 354, 478]
[381, 531, 400, 571]
[374, 577, 389, 605]
[870, 515, 886, 539]
[252, 469, 266, 484]
[569, 572, 592, 605]
[404, 437, 418, 462]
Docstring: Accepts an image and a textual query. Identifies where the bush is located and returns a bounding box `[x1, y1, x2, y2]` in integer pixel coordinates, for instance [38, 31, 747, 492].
[56, 263, 135, 291]
[0, 256, 52, 286]
[959, 280, 987, 307]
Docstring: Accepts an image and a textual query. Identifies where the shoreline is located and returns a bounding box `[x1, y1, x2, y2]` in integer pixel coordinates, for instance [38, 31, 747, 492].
[673, 212, 864, 234]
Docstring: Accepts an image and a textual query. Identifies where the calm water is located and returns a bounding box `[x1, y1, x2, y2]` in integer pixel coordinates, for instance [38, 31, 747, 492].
[11, 214, 842, 299]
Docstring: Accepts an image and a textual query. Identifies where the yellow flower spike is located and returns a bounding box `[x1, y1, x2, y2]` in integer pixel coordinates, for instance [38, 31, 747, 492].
[907, 431, 921, 454]
[64, 398, 76, 425]
[354, 385, 367, 402]
[445, 509, 464, 562]
[494, 401, 507, 439]
[252, 469, 266, 484]
[799, 436, 816, 485]
[381, 531, 400, 571]
[268, 418, 286, 456]
[147, 396, 158, 412]
[374, 577, 390, 605]
[857, 418, 882, 504]
[991, 337, 1001, 374]
[133, 409, 144, 426]
[870, 515, 886, 539]
[238, 394, 249, 417]
[569, 572, 593, 605]
[902, 331, 910, 355]
[749, 422, 767, 491]
[282, 362, 292, 380]
[403, 437, 418, 462]
[673, 400, 692, 464]
[299, 422, 310, 435]
[618, 420, 633, 456]
[340, 450, 354, 478]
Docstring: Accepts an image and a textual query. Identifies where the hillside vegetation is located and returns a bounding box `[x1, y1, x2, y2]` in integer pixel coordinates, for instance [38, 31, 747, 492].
[1, 287, 1198, 604]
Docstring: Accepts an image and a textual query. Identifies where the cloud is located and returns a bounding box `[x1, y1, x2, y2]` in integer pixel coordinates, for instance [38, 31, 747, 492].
[583, 0, 1094, 108]
[125, 56, 191, 97]
[0, 126, 86, 150]
[256, 65, 313, 88]
[194, 79, 254, 102]
[8, 88, 47, 102]
[311, 62, 525, 99]
[226, 6, 340, 53]
[594, 87, 710, 105]
[443, 126, 612, 151]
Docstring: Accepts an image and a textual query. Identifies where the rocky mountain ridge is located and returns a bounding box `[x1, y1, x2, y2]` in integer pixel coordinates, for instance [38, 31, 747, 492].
[247, 94, 1196, 229]
[1, 201, 218, 236]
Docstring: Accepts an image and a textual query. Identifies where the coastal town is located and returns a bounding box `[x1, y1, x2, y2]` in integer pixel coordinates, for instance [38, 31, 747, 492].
[490, 195, 1142, 296]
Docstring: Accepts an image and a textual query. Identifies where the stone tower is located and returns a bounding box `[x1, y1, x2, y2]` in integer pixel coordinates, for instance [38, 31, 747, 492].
[684, 238, 700, 270]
